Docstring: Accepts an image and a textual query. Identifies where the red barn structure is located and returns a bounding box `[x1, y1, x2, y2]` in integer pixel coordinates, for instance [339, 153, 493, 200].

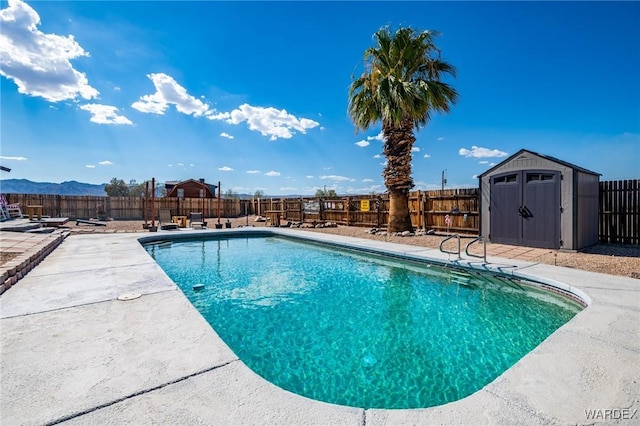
[165, 178, 217, 199]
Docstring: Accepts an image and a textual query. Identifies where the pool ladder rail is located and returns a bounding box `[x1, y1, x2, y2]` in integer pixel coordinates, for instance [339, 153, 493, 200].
[439, 234, 487, 263]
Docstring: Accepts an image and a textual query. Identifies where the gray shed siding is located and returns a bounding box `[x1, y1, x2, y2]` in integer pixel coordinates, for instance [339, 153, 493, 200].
[480, 150, 599, 250]
[575, 171, 599, 249]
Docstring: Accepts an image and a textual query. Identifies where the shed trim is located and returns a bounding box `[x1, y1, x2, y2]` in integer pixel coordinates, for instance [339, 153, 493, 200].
[478, 149, 601, 178]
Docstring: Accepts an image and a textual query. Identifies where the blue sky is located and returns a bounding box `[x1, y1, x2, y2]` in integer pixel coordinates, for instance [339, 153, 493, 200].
[1, 0, 638, 195]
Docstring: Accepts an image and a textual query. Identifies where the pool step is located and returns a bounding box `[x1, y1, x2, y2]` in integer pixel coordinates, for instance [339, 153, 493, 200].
[450, 270, 474, 287]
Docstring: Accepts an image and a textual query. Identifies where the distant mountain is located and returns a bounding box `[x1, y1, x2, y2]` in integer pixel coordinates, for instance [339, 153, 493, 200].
[0, 179, 107, 196]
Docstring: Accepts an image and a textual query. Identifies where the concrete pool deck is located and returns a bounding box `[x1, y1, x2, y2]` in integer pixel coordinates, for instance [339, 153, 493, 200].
[1, 228, 638, 425]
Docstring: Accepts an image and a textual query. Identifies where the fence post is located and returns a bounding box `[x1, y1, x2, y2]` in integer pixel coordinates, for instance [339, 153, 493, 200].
[346, 197, 351, 226]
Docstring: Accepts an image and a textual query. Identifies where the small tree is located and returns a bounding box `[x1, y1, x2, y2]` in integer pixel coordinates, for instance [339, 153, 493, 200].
[254, 189, 265, 198]
[128, 180, 146, 197]
[315, 188, 337, 198]
[104, 178, 129, 197]
[224, 189, 239, 199]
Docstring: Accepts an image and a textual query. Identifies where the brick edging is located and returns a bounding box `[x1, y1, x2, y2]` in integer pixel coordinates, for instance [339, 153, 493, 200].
[0, 232, 69, 295]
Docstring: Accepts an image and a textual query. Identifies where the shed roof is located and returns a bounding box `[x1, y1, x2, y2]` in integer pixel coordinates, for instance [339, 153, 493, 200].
[165, 178, 217, 198]
[478, 149, 600, 178]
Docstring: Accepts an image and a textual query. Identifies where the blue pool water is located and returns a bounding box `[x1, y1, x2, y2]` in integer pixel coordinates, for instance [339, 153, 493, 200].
[144, 235, 581, 409]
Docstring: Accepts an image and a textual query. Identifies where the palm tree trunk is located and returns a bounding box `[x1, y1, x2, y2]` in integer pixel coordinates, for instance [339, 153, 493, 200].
[383, 119, 415, 233]
[388, 189, 413, 232]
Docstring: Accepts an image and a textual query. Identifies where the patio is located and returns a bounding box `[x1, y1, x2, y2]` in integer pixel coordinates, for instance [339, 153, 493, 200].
[1, 229, 638, 425]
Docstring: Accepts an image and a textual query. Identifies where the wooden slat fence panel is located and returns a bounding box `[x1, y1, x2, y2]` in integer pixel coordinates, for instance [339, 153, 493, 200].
[423, 188, 480, 234]
[2, 194, 242, 221]
[599, 179, 639, 245]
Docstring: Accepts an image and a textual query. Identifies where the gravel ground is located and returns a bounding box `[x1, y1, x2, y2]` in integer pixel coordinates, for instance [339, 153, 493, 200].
[60, 216, 640, 279]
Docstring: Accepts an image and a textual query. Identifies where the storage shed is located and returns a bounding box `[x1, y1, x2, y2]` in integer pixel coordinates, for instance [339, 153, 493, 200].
[479, 149, 600, 250]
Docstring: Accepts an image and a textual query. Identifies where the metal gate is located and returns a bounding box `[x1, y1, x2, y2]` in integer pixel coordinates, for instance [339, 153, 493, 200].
[490, 170, 560, 249]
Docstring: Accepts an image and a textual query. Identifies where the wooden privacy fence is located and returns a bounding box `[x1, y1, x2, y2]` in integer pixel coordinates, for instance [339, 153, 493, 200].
[2, 194, 243, 221]
[3, 189, 481, 234]
[251, 188, 480, 234]
[599, 179, 639, 245]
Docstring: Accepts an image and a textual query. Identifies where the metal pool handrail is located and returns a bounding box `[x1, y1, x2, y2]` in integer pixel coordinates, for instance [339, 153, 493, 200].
[439, 234, 461, 259]
[465, 236, 487, 263]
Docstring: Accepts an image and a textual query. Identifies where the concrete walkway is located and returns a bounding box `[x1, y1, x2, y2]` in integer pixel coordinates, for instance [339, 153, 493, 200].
[1, 229, 638, 425]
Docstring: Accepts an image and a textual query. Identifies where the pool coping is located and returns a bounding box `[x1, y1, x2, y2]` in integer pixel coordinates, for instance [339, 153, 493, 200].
[1, 228, 638, 425]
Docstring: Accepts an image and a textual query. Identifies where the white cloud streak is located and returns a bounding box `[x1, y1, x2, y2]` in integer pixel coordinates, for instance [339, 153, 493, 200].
[265, 171, 281, 177]
[132, 73, 210, 116]
[0, 155, 27, 161]
[218, 166, 234, 172]
[367, 132, 385, 142]
[459, 146, 508, 158]
[220, 132, 234, 139]
[0, 0, 99, 102]
[210, 103, 319, 141]
[79, 104, 132, 125]
[355, 140, 370, 147]
[98, 160, 113, 165]
[246, 170, 260, 174]
[320, 175, 355, 182]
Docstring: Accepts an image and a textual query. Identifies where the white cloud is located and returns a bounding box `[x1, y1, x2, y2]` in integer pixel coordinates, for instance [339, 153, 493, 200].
[423, 154, 431, 158]
[367, 132, 385, 142]
[85, 164, 95, 168]
[306, 175, 314, 179]
[478, 160, 489, 164]
[177, 162, 184, 166]
[320, 175, 355, 182]
[208, 112, 231, 120]
[362, 178, 374, 183]
[131, 73, 210, 116]
[265, 171, 281, 177]
[411, 147, 421, 152]
[0, 0, 99, 102]
[79, 104, 132, 125]
[98, 160, 113, 165]
[373, 154, 383, 159]
[210, 103, 320, 141]
[0, 155, 27, 161]
[355, 140, 370, 148]
[246, 170, 260, 174]
[220, 132, 234, 139]
[437, 137, 445, 141]
[218, 166, 234, 172]
[459, 146, 508, 158]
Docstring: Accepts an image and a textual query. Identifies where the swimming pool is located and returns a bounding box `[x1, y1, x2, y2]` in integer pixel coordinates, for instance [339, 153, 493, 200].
[144, 233, 583, 409]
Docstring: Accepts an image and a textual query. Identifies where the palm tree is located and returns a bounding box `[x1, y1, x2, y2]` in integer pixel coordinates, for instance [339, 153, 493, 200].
[348, 26, 458, 232]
